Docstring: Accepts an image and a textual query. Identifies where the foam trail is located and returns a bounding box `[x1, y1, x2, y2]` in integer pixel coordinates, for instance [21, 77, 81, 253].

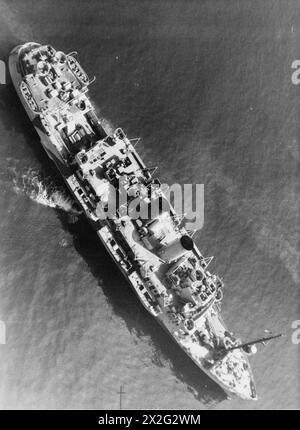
[93, 104, 116, 135]
[98, 117, 115, 135]
[8, 165, 81, 216]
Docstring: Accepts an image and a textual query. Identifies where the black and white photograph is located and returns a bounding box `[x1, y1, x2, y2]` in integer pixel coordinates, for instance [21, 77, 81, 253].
[0, 0, 299, 415]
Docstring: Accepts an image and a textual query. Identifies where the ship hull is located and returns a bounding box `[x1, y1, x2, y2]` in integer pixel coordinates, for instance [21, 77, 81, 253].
[9, 43, 257, 401]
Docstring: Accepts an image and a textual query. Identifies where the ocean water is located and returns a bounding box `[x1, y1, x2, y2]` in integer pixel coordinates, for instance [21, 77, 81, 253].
[0, 0, 299, 409]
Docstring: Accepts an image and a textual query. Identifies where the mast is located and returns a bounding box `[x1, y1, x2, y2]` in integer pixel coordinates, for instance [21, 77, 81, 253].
[226, 333, 283, 352]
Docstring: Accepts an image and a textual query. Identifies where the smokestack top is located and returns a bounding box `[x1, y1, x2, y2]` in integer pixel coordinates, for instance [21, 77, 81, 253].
[180, 235, 194, 251]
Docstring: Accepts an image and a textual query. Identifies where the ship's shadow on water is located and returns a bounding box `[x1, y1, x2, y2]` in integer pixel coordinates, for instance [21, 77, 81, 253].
[2, 79, 226, 406]
[56, 210, 227, 406]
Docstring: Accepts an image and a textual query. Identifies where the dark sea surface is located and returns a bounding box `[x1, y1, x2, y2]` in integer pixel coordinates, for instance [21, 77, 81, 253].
[0, 0, 299, 409]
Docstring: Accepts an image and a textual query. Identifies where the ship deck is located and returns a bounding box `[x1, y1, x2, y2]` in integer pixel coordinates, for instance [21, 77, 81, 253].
[8, 41, 257, 401]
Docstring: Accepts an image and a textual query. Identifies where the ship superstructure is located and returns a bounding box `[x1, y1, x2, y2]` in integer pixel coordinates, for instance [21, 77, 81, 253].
[9, 42, 257, 400]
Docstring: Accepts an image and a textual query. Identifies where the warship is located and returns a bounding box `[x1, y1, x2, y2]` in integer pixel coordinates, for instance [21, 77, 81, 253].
[9, 42, 271, 400]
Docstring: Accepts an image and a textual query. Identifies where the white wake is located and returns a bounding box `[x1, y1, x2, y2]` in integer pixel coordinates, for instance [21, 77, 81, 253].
[9, 166, 81, 215]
